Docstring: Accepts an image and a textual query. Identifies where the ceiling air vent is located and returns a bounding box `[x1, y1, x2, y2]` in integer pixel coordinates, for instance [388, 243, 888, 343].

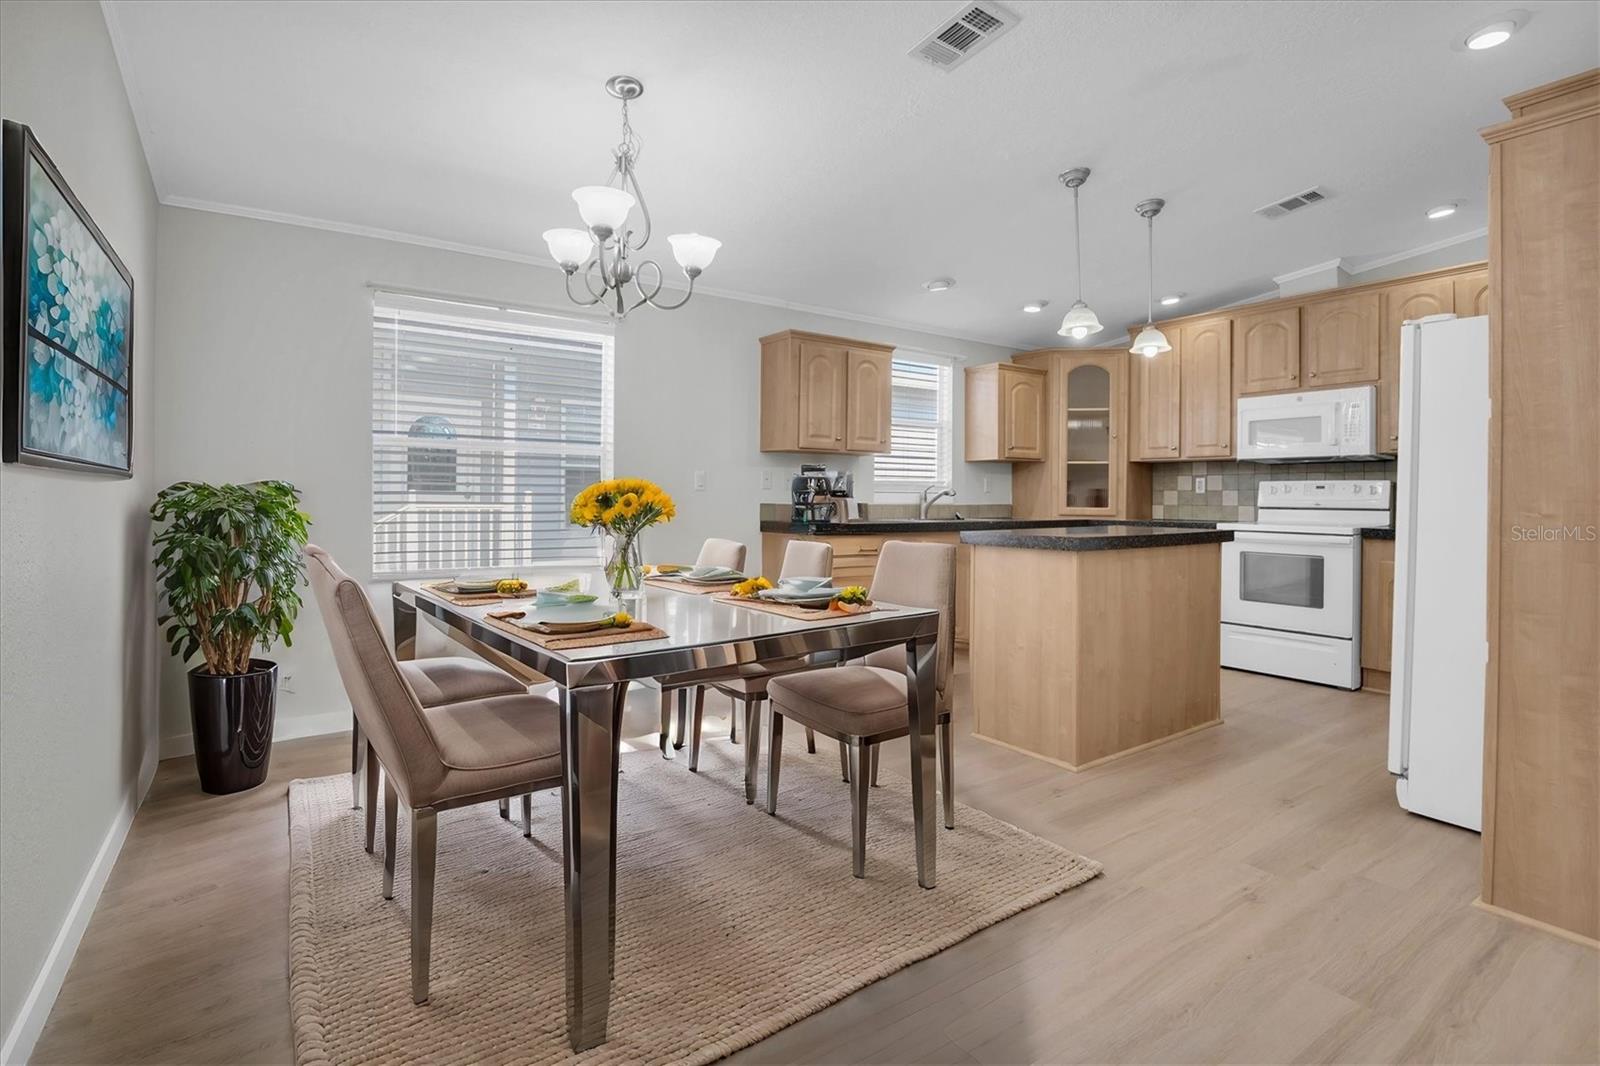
[909, 2, 1020, 71]
[1255, 186, 1330, 220]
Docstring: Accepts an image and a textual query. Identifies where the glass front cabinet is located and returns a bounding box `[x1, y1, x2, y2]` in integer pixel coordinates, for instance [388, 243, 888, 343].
[1059, 352, 1125, 517]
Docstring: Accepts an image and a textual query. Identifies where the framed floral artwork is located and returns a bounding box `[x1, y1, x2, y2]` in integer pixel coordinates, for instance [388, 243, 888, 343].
[3, 120, 134, 476]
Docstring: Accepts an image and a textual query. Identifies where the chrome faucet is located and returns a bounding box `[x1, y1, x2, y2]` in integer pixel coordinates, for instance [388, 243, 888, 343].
[919, 484, 957, 519]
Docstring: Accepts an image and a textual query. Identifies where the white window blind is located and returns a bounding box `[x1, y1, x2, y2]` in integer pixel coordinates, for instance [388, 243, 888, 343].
[371, 292, 613, 576]
[873, 354, 953, 493]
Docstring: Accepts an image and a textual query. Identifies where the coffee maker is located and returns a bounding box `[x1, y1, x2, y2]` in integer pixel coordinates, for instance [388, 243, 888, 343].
[791, 464, 845, 526]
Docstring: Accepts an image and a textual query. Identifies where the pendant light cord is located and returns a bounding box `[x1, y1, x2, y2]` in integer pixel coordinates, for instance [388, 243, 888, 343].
[1145, 213, 1155, 325]
[1073, 185, 1084, 304]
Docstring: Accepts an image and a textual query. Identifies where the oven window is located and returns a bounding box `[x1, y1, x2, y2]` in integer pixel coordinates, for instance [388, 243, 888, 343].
[1239, 551, 1325, 608]
[1249, 415, 1324, 449]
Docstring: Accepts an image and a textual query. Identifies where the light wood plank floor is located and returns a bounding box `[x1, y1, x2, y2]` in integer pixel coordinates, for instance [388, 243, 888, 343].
[33, 663, 1599, 1064]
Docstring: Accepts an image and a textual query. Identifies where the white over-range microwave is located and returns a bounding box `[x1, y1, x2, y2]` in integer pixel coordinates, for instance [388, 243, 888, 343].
[1235, 385, 1383, 462]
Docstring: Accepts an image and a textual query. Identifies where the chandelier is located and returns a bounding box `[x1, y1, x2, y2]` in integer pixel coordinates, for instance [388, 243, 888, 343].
[542, 75, 721, 318]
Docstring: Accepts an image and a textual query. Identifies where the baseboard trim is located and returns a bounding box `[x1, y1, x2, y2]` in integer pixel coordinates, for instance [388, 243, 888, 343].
[1472, 898, 1600, 949]
[0, 754, 158, 1065]
[159, 709, 351, 760]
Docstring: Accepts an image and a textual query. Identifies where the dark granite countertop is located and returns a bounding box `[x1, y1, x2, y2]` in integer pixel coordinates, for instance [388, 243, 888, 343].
[760, 517, 1219, 535]
[1361, 528, 1396, 540]
[959, 524, 1234, 552]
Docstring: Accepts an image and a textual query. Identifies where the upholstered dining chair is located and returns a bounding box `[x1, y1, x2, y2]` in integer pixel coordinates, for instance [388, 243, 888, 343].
[683, 538, 835, 798]
[306, 544, 566, 1004]
[763, 540, 956, 878]
[659, 537, 749, 754]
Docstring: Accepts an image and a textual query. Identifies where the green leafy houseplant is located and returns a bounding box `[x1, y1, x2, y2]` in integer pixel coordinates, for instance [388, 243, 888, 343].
[152, 481, 311, 675]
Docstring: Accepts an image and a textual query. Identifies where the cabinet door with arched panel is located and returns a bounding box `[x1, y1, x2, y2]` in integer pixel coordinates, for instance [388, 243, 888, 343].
[1234, 306, 1301, 394]
[1301, 292, 1380, 386]
[1378, 277, 1456, 453]
[1061, 353, 1123, 515]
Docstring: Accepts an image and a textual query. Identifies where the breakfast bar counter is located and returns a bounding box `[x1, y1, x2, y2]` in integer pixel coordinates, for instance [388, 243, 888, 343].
[962, 527, 1230, 771]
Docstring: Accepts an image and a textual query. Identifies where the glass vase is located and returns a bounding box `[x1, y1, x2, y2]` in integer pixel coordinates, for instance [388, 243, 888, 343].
[604, 530, 644, 602]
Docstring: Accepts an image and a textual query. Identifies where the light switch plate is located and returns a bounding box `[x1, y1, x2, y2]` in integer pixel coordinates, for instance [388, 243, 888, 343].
[1194, 475, 1207, 495]
[982, 475, 991, 495]
[693, 469, 707, 491]
[760, 469, 773, 491]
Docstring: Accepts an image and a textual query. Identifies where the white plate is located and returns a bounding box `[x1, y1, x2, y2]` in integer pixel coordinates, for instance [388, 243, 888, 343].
[523, 603, 613, 625]
[757, 586, 841, 605]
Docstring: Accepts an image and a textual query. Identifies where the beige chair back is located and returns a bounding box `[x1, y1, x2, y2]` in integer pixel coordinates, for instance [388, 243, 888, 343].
[305, 544, 442, 807]
[696, 538, 748, 571]
[779, 539, 833, 581]
[862, 540, 956, 699]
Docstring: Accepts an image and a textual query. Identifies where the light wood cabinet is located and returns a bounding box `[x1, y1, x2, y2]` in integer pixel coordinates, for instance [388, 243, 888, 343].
[964, 362, 1045, 462]
[1300, 292, 1380, 386]
[1453, 269, 1490, 317]
[1179, 316, 1233, 458]
[759, 331, 893, 454]
[1479, 69, 1599, 943]
[1360, 537, 1396, 692]
[1377, 277, 1455, 454]
[844, 349, 891, 452]
[1131, 346, 1181, 459]
[1233, 306, 1301, 394]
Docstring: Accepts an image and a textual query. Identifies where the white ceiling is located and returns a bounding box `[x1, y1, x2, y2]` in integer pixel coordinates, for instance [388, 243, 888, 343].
[104, 0, 1598, 348]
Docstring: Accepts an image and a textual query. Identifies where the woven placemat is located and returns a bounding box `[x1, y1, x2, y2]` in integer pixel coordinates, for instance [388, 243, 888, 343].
[644, 576, 729, 596]
[482, 610, 668, 651]
[422, 580, 537, 607]
[712, 593, 882, 622]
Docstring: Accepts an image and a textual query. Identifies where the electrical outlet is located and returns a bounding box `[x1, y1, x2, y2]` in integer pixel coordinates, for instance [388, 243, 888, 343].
[281, 671, 296, 693]
[693, 469, 707, 491]
[760, 469, 773, 491]
[1194, 475, 1207, 494]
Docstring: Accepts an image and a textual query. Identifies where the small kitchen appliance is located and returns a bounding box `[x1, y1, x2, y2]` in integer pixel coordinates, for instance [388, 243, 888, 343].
[1387, 315, 1488, 831]
[790, 463, 839, 526]
[1235, 384, 1383, 462]
[1218, 479, 1393, 689]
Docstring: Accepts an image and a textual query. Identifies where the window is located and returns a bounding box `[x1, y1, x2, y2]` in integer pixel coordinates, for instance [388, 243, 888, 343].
[371, 292, 613, 575]
[873, 354, 953, 495]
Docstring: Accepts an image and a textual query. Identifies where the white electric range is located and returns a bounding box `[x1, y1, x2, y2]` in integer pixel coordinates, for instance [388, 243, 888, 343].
[1218, 479, 1393, 689]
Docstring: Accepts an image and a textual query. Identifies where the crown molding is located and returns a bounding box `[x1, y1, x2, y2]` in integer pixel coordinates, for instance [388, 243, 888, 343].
[1345, 226, 1489, 274]
[157, 196, 1025, 351]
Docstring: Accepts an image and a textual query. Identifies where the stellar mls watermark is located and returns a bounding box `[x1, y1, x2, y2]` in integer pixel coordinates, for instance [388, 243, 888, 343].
[1509, 524, 1599, 542]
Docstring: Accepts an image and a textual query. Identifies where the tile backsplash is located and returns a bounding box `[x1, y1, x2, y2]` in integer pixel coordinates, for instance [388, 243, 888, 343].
[1149, 460, 1398, 523]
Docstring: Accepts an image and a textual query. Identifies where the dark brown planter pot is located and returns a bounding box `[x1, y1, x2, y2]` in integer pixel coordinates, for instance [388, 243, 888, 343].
[188, 659, 278, 794]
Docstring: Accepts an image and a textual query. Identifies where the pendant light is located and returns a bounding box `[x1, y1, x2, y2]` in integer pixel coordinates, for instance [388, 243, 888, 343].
[1129, 198, 1172, 358]
[1056, 168, 1104, 340]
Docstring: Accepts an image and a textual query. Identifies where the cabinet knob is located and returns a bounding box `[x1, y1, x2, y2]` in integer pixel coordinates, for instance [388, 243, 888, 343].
[1309, 371, 1318, 378]
[835, 435, 842, 441]
[1289, 373, 1297, 380]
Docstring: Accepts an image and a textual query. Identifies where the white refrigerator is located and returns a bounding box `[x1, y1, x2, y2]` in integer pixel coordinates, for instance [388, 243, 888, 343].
[1386, 314, 1489, 831]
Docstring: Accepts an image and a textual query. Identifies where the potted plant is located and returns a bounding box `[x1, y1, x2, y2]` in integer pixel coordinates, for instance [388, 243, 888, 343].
[151, 480, 310, 794]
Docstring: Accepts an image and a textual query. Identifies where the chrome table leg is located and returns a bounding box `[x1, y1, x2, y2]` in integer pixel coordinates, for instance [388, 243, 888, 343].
[673, 687, 688, 750]
[905, 634, 939, 888]
[658, 687, 673, 759]
[688, 686, 706, 772]
[559, 683, 624, 1051]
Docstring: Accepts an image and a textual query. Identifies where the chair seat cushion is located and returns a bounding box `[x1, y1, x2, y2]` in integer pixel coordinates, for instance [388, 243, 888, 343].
[417, 693, 563, 806]
[768, 665, 908, 737]
[399, 656, 526, 707]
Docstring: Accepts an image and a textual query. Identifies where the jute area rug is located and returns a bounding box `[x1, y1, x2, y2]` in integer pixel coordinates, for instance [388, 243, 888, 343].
[288, 730, 1101, 1065]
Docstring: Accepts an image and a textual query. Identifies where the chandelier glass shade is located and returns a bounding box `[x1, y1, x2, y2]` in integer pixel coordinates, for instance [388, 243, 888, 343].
[546, 76, 719, 318]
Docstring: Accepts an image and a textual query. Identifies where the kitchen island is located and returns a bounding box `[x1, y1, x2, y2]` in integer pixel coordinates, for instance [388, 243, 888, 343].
[961, 524, 1233, 771]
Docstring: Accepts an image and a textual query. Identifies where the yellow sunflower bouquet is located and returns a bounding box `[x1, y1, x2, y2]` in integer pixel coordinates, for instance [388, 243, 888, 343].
[569, 478, 676, 597]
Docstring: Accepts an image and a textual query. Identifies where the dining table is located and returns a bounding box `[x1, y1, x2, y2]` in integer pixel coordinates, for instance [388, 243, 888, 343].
[388, 579, 943, 1052]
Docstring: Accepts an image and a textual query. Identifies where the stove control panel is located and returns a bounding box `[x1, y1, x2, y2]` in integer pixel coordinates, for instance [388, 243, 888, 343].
[1257, 479, 1392, 510]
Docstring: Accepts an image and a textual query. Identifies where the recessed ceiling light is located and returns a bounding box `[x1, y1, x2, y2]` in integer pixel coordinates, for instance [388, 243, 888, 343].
[923, 277, 955, 293]
[1160, 293, 1184, 307]
[1021, 300, 1049, 314]
[1466, 21, 1515, 49]
[1426, 203, 1459, 220]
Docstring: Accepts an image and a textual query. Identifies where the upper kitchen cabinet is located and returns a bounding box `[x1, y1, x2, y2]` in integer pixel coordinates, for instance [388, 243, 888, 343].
[1179, 316, 1233, 459]
[1453, 269, 1490, 317]
[965, 361, 1046, 462]
[1378, 275, 1456, 453]
[1131, 344, 1182, 459]
[1234, 306, 1301, 394]
[759, 331, 893, 453]
[844, 348, 892, 452]
[1300, 291, 1380, 386]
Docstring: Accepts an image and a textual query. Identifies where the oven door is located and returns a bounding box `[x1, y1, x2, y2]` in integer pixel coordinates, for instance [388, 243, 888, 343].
[1222, 531, 1359, 638]
[1236, 399, 1340, 461]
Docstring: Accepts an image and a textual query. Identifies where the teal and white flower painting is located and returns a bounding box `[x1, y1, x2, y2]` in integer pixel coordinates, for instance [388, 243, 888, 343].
[5, 122, 134, 474]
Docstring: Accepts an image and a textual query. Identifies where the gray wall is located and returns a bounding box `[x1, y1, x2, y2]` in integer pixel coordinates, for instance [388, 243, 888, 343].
[152, 206, 1016, 749]
[0, 0, 162, 1053]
